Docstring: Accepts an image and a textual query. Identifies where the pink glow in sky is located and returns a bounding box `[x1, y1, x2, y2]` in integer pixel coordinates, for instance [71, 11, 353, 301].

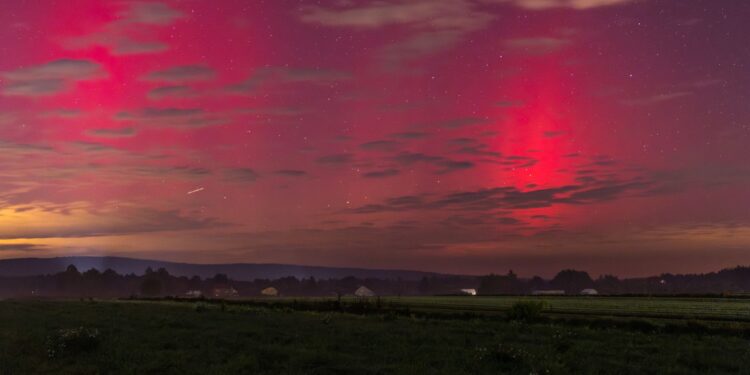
[1, 0, 749, 277]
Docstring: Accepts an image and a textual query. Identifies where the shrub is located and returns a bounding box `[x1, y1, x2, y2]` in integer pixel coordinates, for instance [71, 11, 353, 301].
[46, 327, 100, 359]
[493, 344, 526, 364]
[506, 301, 546, 322]
[489, 344, 531, 372]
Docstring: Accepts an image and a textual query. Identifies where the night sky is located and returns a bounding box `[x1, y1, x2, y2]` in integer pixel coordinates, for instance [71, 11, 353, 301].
[1, 0, 748, 277]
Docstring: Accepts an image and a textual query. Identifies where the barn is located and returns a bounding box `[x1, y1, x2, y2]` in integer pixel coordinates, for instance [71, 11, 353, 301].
[354, 286, 375, 297]
[261, 287, 279, 297]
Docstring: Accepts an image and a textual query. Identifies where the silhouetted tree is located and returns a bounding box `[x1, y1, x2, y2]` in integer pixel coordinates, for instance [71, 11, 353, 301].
[478, 270, 524, 295]
[139, 278, 162, 296]
[551, 270, 594, 294]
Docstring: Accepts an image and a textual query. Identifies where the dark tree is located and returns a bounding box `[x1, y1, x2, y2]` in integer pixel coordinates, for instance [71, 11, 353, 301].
[551, 270, 594, 294]
[140, 278, 162, 296]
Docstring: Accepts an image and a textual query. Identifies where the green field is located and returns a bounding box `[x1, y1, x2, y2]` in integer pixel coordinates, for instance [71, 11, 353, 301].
[2, 298, 750, 374]
[366, 296, 750, 321]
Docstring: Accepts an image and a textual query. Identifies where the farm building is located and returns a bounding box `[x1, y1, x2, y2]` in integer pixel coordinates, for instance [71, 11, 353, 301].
[354, 286, 375, 297]
[580, 288, 599, 295]
[460, 288, 477, 296]
[213, 287, 238, 298]
[185, 290, 202, 298]
[532, 290, 565, 295]
[261, 287, 279, 297]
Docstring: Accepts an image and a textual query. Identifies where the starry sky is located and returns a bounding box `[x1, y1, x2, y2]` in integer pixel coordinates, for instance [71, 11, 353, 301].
[1, 0, 748, 277]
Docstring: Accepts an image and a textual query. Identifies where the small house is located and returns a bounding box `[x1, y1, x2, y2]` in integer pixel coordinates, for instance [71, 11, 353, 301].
[354, 286, 375, 297]
[213, 287, 239, 298]
[261, 287, 279, 297]
[185, 290, 203, 298]
[460, 288, 477, 296]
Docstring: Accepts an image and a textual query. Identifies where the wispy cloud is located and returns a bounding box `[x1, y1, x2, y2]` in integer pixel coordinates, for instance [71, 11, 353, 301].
[142, 65, 215, 83]
[2, 59, 106, 96]
[63, 1, 184, 55]
[484, 0, 638, 10]
[228, 67, 351, 95]
[504, 37, 570, 55]
[299, 0, 494, 69]
[620, 91, 693, 106]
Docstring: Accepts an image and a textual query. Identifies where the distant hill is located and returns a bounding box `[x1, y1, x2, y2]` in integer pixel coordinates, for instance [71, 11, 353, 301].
[0, 256, 447, 281]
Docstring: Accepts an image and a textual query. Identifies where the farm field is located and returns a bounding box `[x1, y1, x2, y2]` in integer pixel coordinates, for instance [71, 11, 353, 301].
[370, 296, 750, 321]
[230, 295, 750, 322]
[2, 299, 750, 374]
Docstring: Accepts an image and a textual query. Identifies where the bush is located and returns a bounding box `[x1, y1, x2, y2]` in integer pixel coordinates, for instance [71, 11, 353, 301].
[506, 301, 546, 322]
[493, 344, 526, 364]
[46, 327, 100, 359]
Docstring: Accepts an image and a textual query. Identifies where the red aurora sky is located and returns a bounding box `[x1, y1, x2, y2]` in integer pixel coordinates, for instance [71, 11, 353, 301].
[1, 0, 749, 277]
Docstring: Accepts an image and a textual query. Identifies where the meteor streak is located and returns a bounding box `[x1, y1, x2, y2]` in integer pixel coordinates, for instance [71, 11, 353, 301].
[187, 187, 204, 195]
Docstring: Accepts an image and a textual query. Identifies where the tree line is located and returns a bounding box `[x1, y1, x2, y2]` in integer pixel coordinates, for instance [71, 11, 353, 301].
[2, 264, 750, 298]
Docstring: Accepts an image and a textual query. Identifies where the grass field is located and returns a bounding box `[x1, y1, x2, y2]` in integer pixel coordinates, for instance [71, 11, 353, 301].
[222, 295, 750, 327]
[2, 298, 750, 374]
[366, 296, 750, 321]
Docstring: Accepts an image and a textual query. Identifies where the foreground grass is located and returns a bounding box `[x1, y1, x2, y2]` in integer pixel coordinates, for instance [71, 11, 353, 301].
[1, 300, 750, 374]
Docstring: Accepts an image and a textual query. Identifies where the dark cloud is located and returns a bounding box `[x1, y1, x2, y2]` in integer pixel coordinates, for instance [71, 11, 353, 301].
[393, 152, 443, 165]
[504, 37, 570, 55]
[224, 168, 260, 182]
[62, 2, 183, 55]
[482, 0, 637, 10]
[360, 140, 401, 151]
[435, 160, 475, 173]
[391, 131, 430, 139]
[563, 181, 649, 203]
[116, 107, 203, 119]
[86, 128, 137, 138]
[0, 207, 219, 240]
[69, 141, 118, 153]
[147, 85, 195, 100]
[0, 244, 46, 252]
[299, 1, 494, 69]
[436, 117, 489, 129]
[455, 143, 502, 158]
[350, 176, 660, 214]
[143, 65, 215, 83]
[449, 138, 476, 146]
[0, 140, 56, 155]
[120, 1, 184, 25]
[41, 109, 83, 119]
[2, 59, 105, 96]
[316, 153, 355, 164]
[380, 30, 465, 69]
[275, 169, 308, 177]
[495, 100, 524, 108]
[115, 108, 219, 127]
[228, 67, 351, 95]
[393, 151, 474, 174]
[110, 39, 168, 55]
[3, 79, 64, 96]
[620, 91, 692, 106]
[131, 166, 211, 179]
[238, 107, 307, 117]
[500, 155, 538, 168]
[351, 195, 425, 214]
[363, 169, 400, 178]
